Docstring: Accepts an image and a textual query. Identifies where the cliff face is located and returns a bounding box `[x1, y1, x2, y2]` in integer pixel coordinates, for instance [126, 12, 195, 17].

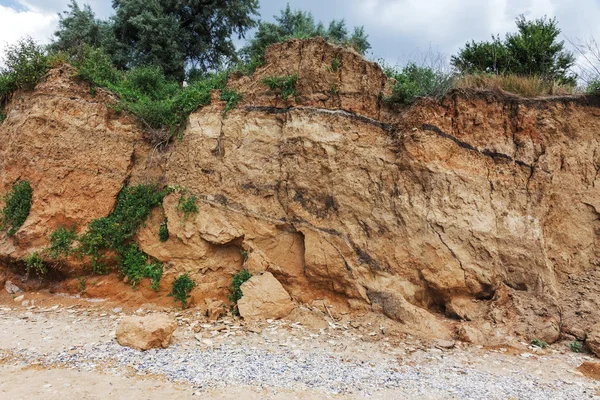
[1, 38, 600, 342]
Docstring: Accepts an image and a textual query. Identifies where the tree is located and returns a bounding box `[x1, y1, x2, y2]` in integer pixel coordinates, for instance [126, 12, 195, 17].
[50, 1, 114, 53]
[241, 4, 371, 62]
[111, 0, 259, 81]
[451, 15, 575, 84]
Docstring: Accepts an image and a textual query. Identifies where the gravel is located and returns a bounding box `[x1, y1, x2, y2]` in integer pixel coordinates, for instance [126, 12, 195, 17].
[2, 342, 597, 399]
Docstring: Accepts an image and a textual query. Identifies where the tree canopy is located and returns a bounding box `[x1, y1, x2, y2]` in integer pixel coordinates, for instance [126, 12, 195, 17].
[240, 4, 371, 63]
[451, 15, 576, 84]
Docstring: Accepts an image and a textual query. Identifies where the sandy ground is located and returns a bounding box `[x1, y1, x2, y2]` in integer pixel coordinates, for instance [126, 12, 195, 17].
[1, 290, 599, 399]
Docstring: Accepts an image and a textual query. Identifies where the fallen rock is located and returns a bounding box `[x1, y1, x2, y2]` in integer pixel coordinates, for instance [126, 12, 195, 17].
[457, 324, 486, 344]
[587, 322, 600, 358]
[13, 295, 24, 303]
[116, 314, 177, 351]
[205, 298, 226, 321]
[286, 306, 329, 330]
[577, 362, 600, 380]
[5, 281, 21, 294]
[238, 272, 294, 320]
[434, 339, 456, 349]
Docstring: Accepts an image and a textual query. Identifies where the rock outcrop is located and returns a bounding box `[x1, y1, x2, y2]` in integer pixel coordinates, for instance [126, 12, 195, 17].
[238, 272, 295, 320]
[116, 314, 177, 351]
[2, 38, 600, 343]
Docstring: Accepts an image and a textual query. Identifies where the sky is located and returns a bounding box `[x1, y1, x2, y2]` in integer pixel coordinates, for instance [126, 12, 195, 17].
[1, 0, 600, 68]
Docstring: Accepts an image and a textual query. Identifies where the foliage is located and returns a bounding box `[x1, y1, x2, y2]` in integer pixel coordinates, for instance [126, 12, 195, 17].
[178, 192, 198, 220]
[530, 338, 548, 348]
[1, 181, 33, 237]
[169, 273, 195, 308]
[77, 277, 87, 294]
[570, 341, 583, 353]
[0, 38, 50, 106]
[228, 269, 252, 314]
[384, 63, 453, 104]
[47, 225, 78, 259]
[454, 73, 575, 97]
[331, 57, 340, 72]
[220, 88, 243, 117]
[262, 74, 299, 101]
[241, 4, 370, 64]
[159, 218, 169, 242]
[120, 243, 163, 291]
[23, 251, 47, 278]
[451, 15, 576, 84]
[78, 184, 167, 273]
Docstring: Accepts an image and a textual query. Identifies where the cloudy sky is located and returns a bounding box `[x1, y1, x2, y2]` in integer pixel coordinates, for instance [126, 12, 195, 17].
[1, 0, 599, 67]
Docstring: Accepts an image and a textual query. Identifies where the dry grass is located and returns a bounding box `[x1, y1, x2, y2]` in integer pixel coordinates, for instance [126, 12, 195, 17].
[453, 74, 577, 97]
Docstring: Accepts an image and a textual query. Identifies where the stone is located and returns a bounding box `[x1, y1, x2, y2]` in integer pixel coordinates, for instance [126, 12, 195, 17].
[13, 295, 24, 303]
[205, 298, 226, 321]
[238, 272, 294, 320]
[5, 281, 21, 294]
[434, 339, 456, 349]
[586, 322, 600, 358]
[286, 306, 329, 330]
[457, 324, 486, 344]
[116, 314, 177, 351]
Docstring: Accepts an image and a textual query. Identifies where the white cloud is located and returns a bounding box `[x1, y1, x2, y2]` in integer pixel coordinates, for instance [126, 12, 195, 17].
[0, 4, 58, 60]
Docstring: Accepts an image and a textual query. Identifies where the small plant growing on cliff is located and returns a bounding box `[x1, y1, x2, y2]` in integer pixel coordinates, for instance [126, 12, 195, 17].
[1, 180, 33, 237]
[228, 269, 252, 315]
[331, 58, 340, 72]
[159, 218, 169, 242]
[47, 225, 78, 259]
[261, 74, 298, 102]
[78, 184, 167, 273]
[570, 340, 583, 353]
[530, 338, 548, 348]
[169, 273, 195, 308]
[120, 244, 163, 291]
[23, 251, 46, 278]
[220, 88, 242, 117]
[77, 277, 87, 295]
[178, 192, 198, 220]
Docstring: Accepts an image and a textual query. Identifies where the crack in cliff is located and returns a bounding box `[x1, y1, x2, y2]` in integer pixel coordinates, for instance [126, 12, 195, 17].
[421, 124, 533, 169]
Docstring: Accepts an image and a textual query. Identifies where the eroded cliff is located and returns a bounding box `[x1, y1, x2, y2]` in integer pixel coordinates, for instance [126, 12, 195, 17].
[1, 38, 600, 344]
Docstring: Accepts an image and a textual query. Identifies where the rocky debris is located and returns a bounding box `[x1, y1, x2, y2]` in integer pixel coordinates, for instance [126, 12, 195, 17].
[238, 272, 295, 320]
[5, 281, 22, 294]
[286, 306, 329, 330]
[586, 322, 600, 358]
[457, 324, 486, 344]
[434, 339, 456, 350]
[205, 298, 226, 321]
[116, 314, 177, 351]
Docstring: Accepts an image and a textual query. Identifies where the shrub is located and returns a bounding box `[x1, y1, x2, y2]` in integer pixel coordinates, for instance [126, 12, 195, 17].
[47, 225, 78, 259]
[385, 63, 453, 104]
[159, 218, 169, 242]
[530, 338, 548, 348]
[228, 269, 252, 315]
[169, 273, 195, 308]
[1, 180, 33, 236]
[220, 88, 242, 116]
[78, 184, 167, 273]
[454, 74, 575, 97]
[120, 243, 163, 291]
[178, 192, 198, 220]
[23, 251, 46, 278]
[570, 341, 583, 353]
[0, 38, 49, 99]
[262, 74, 299, 102]
[331, 57, 340, 72]
[77, 276, 87, 294]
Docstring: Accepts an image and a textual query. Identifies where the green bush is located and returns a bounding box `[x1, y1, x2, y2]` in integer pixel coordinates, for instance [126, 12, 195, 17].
[262, 74, 298, 102]
[23, 251, 47, 278]
[120, 243, 163, 291]
[530, 338, 548, 348]
[385, 63, 453, 104]
[169, 273, 195, 308]
[570, 341, 583, 353]
[1, 181, 33, 236]
[159, 218, 169, 242]
[47, 225, 78, 259]
[0, 38, 50, 98]
[178, 192, 198, 220]
[228, 269, 252, 315]
[331, 57, 340, 72]
[220, 88, 242, 116]
[78, 184, 167, 273]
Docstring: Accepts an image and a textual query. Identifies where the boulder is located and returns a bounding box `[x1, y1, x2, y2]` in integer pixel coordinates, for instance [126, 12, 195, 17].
[586, 322, 600, 357]
[205, 298, 226, 321]
[4, 281, 21, 294]
[238, 272, 294, 320]
[116, 314, 177, 351]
